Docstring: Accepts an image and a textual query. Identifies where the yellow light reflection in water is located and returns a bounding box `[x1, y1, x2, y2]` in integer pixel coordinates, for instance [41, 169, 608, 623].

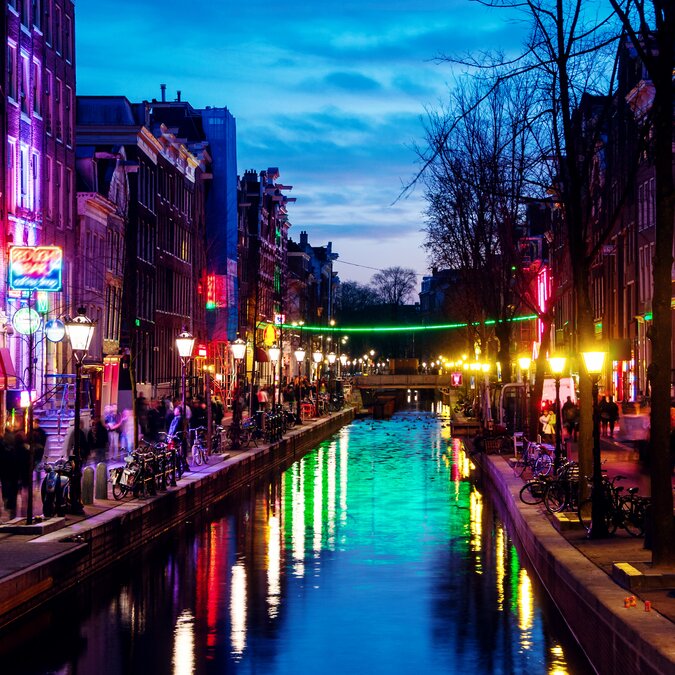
[267, 515, 281, 618]
[327, 440, 337, 548]
[230, 562, 247, 658]
[314, 449, 324, 555]
[518, 568, 534, 650]
[292, 460, 305, 577]
[495, 525, 505, 611]
[548, 644, 569, 674]
[469, 488, 483, 572]
[172, 610, 195, 674]
[339, 430, 349, 531]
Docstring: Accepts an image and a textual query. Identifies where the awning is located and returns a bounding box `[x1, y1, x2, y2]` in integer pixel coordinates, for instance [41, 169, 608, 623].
[0, 348, 16, 390]
[255, 346, 269, 363]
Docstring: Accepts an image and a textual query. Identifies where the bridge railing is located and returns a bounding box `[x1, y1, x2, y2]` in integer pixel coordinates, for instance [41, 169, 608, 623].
[352, 374, 454, 389]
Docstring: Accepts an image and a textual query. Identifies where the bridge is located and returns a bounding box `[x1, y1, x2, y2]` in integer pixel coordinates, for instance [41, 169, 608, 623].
[351, 374, 455, 390]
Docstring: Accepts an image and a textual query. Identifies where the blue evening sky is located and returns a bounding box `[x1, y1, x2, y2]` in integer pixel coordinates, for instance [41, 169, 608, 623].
[76, 1, 524, 285]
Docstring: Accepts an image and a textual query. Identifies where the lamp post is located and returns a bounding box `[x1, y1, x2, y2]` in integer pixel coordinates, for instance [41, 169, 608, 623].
[327, 351, 336, 396]
[518, 355, 531, 435]
[339, 352, 347, 379]
[229, 337, 246, 449]
[64, 308, 95, 515]
[582, 349, 608, 539]
[312, 347, 323, 385]
[548, 355, 567, 473]
[175, 329, 195, 471]
[268, 343, 281, 408]
[294, 346, 306, 424]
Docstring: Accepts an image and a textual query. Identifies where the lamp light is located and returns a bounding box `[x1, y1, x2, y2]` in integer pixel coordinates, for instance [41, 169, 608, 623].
[231, 337, 246, 361]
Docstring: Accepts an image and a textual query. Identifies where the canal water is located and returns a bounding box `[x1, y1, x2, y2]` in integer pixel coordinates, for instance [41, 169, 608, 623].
[0, 409, 592, 674]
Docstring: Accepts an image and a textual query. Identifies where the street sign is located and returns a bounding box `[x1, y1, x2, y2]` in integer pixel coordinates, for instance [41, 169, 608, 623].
[45, 319, 66, 343]
[12, 307, 42, 335]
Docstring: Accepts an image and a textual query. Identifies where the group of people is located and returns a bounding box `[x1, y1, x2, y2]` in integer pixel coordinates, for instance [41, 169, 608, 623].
[538, 394, 620, 443]
[0, 418, 47, 521]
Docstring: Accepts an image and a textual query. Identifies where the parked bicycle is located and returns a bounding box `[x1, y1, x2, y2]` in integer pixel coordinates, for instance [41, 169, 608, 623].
[577, 474, 649, 536]
[512, 439, 553, 478]
[189, 427, 209, 466]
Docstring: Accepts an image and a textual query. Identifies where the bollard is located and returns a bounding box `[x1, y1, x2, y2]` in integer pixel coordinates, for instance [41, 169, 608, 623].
[95, 462, 108, 500]
[630, 596, 637, 607]
[82, 466, 95, 505]
[644, 600, 651, 612]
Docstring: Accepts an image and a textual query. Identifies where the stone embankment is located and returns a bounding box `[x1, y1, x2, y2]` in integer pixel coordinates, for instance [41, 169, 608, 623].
[0, 409, 354, 629]
[473, 447, 675, 675]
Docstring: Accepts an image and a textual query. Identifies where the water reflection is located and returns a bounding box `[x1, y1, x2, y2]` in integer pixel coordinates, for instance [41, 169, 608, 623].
[0, 410, 589, 675]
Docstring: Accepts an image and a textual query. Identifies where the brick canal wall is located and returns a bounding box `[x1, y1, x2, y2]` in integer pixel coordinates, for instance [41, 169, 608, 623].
[0, 409, 354, 630]
[475, 449, 675, 675]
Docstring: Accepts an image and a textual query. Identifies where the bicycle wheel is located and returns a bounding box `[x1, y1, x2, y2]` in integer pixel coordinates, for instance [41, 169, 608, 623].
[621, 498, 645, 537]
[577, 498, 593, 532]
[543, 481, 566, 513]
[192, 446, 203, 466]
[534, 454, 553, 477]
[202, 448, 209, 464]
[520, 480, 545, 505]
[112, 482, 129, 500]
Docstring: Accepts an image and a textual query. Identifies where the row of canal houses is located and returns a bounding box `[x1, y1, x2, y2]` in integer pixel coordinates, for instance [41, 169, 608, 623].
[0, 1, 338, 430]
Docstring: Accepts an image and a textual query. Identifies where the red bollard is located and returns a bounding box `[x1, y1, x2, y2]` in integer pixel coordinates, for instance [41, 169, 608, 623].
[644, 600, 651, 612]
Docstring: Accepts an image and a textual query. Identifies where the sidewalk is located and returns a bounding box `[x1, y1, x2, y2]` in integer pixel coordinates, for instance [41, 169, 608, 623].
[501, 426, 675, 625]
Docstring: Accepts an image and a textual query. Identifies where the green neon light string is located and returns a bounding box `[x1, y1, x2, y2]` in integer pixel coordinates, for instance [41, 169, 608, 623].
[281, 314, 537, 334]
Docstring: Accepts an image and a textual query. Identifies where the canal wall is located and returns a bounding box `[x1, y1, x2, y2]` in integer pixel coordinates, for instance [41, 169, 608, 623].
[0, 408, 354, 630]
[475, 449, 675, 675]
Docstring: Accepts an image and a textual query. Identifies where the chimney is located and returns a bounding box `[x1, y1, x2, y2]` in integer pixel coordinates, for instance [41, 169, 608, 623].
[177, 90, 181, 102]
[160, 84, 166, 102]
[300, 231, 308, 246]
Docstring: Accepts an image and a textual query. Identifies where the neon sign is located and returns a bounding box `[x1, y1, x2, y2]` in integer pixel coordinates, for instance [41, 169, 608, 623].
[9, 246, 63, 292]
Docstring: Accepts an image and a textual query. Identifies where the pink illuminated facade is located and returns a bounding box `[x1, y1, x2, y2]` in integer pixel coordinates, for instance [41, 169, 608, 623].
[3, 0, 77, 416]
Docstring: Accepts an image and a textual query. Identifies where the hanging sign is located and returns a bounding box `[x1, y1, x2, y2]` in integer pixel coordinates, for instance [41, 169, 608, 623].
[263, 324, 277, 346]
[45, 318, 66, 343]
[12, 307, 42, 335]
[8, 246, 63, 292]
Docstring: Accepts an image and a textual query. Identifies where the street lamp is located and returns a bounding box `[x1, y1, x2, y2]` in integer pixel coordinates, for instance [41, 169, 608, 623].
[64, 308, 95, 515]
[294, 346, 306, 423]
[548, 355, 567, 472]
[268, 344, 281, 407]
[582, 348, 608, 539]
[229, 337, 247, 449]
[176, 329, 195, 471]
[312, 347, 323, 384]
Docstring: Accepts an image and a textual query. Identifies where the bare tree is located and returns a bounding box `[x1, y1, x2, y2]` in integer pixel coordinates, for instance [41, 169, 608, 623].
[337, 281, 379, 313]
[370, 267, 418, 306]
[422, 75, 535, 378]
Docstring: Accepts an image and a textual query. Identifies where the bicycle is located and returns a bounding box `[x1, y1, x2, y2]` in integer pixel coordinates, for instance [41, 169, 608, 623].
[577, 475, 647, 536]
[512, 439, 553, 478]
[189, 427, 209, 466]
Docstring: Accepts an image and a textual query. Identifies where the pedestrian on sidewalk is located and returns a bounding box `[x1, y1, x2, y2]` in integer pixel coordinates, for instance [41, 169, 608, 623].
[104, 405, 120, 457]
[599, 396, 611, 437]
[87, 415, 108, 462]
[607, 396, 620, 438]
[539, 409, 554, 443]
[561, 396, 579, 441]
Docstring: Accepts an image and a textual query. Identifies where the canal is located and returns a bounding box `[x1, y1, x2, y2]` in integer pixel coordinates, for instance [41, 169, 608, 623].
[0, 409, 591, 674]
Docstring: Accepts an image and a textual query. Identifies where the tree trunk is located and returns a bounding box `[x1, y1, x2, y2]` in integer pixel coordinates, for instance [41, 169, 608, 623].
[648, 51, 675, 566]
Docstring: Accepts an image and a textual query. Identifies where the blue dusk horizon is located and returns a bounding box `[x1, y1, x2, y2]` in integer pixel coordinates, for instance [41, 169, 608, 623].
[76, 1, 524, 286]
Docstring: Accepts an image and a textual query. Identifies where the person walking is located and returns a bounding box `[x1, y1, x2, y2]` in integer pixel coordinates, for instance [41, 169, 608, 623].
[599, 396, 611, 437]
[0, 425, 21, 520]
[104, 405, 120, 457]
[539, 409, 554, 443]
[607, 396, 620, 438]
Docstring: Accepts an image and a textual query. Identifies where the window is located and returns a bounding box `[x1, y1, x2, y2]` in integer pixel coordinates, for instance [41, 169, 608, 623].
[44, 0, 51, 44]
[66, 168, 73, 227]
[44, 69, 52, 133]
[64, 15, 72, 62]
[7, 140, 17, 213]
[65, 85, 72, 145]
[20, 144, 29, 207]
[55, 160, 63, 227]
[20, 0, 29, 26]
[20, 53, 30, 115]
[32, 0, 42, 31]
[45, 156, 52, 217]
[31, 152, 39, 211]
[54, 5, 62, 53]
[7, 43, 18, 102]
[55, 78, 62, 140]
[32, 60, 41, 116]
